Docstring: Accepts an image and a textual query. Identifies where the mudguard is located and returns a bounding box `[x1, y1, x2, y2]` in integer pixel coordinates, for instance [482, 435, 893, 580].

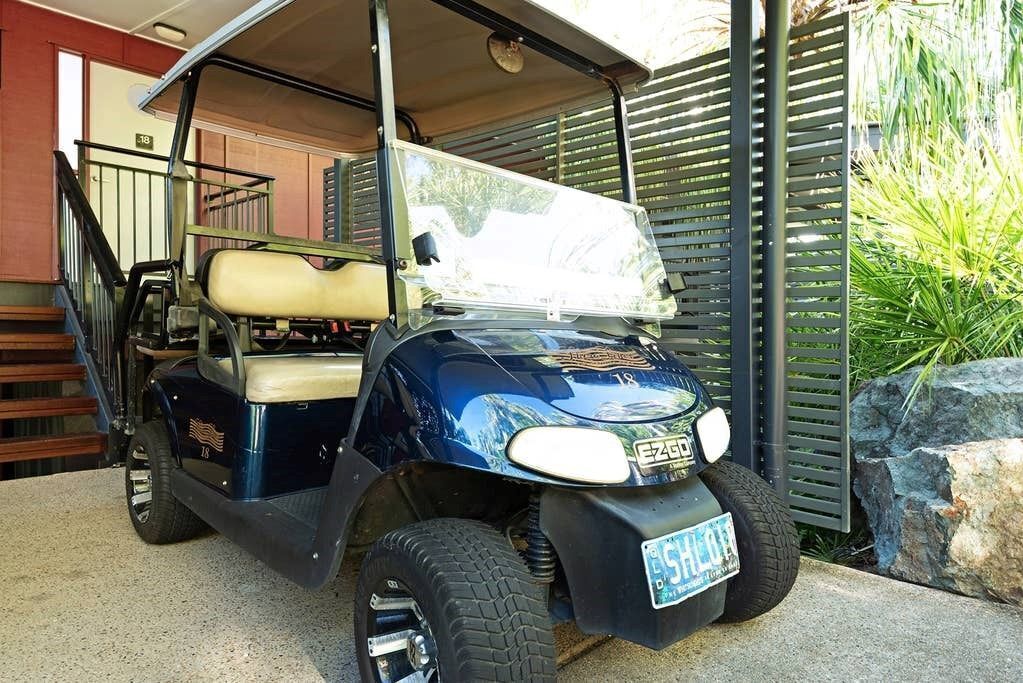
[540, 477, 727, 649]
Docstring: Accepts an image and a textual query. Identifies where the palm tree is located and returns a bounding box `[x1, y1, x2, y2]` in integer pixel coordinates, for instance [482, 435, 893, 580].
[854, 0, 1023, 143]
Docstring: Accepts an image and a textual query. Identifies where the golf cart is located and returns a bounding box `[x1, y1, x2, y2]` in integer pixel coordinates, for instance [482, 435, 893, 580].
[124, 0, 800, 679]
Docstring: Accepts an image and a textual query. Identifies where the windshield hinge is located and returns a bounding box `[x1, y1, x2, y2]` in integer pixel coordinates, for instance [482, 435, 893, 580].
[431, 304, 465, 316]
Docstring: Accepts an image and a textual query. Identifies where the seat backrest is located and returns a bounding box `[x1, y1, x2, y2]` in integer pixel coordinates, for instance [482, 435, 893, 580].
[203, 250, 388, 321]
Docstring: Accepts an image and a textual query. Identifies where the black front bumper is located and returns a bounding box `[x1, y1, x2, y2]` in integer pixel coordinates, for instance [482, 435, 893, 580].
[540, 477, 725, 650]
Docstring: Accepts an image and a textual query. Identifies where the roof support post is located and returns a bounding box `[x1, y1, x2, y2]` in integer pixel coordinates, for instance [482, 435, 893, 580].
[167, 72, 199, 304]
[728, 0, 758, 473]
[609, 81, 637, 204]
[761, 0, 790, 493]
[369, 0, 407, 326]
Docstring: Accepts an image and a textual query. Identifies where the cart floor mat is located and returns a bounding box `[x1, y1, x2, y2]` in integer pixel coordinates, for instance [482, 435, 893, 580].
[268, 487, 327, 528]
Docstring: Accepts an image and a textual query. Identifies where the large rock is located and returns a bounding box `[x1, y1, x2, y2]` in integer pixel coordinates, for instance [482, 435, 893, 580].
[854, 439, 1023, 605]
[850, 358, 1023, 605]
[850, 358, 1023, 460]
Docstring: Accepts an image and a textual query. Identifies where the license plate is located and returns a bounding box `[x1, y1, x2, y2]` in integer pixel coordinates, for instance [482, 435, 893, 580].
[641, 513, 740, 609]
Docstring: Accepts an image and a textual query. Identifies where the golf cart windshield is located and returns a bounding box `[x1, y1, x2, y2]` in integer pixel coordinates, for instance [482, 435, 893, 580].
[393, 141, 677, 322]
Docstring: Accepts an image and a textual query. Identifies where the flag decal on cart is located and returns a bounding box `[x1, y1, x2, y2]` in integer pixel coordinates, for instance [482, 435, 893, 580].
[188, 418, 224, 457]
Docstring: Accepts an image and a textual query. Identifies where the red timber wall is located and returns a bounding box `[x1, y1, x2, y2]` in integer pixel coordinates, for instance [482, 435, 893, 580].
[0, 1, 334, 283]
[0, 0, 183, 282]
[199, 132, 333, 244]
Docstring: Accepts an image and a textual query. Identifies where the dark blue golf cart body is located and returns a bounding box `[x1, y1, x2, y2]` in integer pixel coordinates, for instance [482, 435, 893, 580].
[149, 323, 729, 648]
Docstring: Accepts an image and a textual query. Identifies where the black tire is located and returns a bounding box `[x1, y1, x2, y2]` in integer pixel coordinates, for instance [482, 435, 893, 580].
[355, 518, 556, 682]
[700, 460, 799, 623]
[125, 421, 207, 544]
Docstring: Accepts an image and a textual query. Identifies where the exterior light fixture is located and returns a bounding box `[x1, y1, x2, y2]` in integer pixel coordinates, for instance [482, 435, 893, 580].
[487, 33, 524, 74]
[154, 22, 187, 43]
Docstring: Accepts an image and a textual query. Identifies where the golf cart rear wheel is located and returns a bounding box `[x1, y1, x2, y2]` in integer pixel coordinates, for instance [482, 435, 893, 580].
[700, 460, 800, 623]
[355, 518, 556, 682]
[125, 421, 206, 544]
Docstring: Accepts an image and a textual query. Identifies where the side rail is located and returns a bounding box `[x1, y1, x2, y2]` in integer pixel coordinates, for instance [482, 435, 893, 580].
[55, 150, 127, 415]
[74, 140, 276, 268]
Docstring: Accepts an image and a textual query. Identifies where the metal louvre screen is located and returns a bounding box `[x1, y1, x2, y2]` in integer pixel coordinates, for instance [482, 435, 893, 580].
[626, 49, 736, 416]
[438, 118, 559, 182]
[783, 14, 851, 531]
[323, 158, 382, 251]
[349, 158, 383, 251]
[323, 162, 344, 242]
[320, 15, 850, 530]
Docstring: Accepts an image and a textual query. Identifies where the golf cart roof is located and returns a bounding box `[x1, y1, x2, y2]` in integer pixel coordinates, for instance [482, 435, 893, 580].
[139, 0, 652, 155]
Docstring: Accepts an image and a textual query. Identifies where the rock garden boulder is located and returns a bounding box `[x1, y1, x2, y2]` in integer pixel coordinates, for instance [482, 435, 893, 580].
[851, 358, 1023, 605]
[850, 357, 1023, 460]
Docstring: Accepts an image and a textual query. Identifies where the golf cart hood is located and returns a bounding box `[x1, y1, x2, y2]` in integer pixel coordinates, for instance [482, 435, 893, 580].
[370, 325, 717, 487]
[456, 329, 701, 424]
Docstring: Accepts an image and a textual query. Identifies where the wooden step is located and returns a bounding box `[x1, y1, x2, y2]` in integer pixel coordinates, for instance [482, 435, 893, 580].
[0, 305, 65, 322]
[0, 396, 97, 420]
[0, 432, 106, 464]
[0, 333, 75, 351]
[0, 363, 86, 383]
[0, 350, 75, 363]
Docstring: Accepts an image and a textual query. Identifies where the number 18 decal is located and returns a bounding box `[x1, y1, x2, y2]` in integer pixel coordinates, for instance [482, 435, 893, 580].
[612, 371, 639, 386]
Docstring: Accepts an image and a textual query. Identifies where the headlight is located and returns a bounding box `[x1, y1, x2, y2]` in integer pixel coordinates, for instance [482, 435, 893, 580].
[695, 406, 730, 463]
[506, 426, 630, 484]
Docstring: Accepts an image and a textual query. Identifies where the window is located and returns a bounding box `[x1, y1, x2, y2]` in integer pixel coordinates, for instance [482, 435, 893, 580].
[57, 51, 84, 170]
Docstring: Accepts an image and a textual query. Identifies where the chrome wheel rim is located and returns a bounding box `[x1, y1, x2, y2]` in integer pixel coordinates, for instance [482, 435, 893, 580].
[127, 444, 153, 523]
[366, 579, 439, 683]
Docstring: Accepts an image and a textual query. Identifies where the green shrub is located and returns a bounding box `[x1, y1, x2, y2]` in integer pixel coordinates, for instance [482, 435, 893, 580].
[850, 103, 1023, 400]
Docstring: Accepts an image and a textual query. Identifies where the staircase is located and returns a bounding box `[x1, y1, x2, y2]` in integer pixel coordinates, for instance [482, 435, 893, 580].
[0, 304, 106, 476]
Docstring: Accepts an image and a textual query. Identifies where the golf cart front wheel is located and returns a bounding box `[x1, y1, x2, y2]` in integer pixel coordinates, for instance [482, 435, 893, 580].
[700, 460, 800, 623]
[354, 518, 556, 682]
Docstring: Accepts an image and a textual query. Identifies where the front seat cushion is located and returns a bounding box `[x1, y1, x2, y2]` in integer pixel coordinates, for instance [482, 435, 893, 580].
[219, 353, 363, 403]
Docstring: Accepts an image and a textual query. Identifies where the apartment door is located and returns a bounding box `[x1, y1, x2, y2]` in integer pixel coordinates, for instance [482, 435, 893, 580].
[86, 61, 194, 267]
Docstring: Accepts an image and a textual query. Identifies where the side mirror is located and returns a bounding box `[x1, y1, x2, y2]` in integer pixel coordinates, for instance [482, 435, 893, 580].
[661, 273, 687, 296]
[412, 232, 440, 266]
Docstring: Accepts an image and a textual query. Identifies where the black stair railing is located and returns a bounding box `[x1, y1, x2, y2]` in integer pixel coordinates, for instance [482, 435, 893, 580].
[55, 150, 127, 419]
[55, 142, 278, 453]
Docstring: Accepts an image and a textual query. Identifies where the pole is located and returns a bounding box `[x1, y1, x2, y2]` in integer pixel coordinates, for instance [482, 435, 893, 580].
[609, 81, 637, 204]
[368, 0, 404, 325]
[761, 0, 790, 494]
[728, 0, 757, 473]
[167, 72, 199, 304]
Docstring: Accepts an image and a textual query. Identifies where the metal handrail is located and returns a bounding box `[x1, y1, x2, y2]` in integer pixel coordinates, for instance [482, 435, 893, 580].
[76, 146, 276, 267]
[74, 139, 276, 183]
[56, 149, 127, 432]
[202, 177, 272, 202]
[54, 151, 126, 289]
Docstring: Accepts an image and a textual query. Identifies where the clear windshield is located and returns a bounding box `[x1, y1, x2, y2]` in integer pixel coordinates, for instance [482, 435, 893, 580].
[391, 141, 677, 322]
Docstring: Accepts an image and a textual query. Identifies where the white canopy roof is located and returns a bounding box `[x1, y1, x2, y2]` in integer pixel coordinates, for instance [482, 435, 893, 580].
[140, 0, 652, 155]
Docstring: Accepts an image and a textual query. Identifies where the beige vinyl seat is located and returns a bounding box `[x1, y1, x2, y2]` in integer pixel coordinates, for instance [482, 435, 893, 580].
[217, 353, 364, 403]
[201, 250, 388, 404]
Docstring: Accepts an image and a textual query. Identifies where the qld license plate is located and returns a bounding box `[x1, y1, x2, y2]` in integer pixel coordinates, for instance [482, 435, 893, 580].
[641, 513, 740, 609]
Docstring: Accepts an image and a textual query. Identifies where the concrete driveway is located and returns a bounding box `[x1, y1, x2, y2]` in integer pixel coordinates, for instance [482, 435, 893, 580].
[1, 469, 1020, 681]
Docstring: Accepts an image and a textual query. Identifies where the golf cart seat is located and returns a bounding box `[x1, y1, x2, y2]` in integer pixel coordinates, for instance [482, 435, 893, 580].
[199, 249, 388, 403]
[218, 354, 364, 403]
[201, 249, 387, 322]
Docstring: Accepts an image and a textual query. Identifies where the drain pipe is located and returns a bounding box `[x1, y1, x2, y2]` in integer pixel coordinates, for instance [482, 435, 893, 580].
[728, 0, 757, 474]
[761, 0, 790, 495]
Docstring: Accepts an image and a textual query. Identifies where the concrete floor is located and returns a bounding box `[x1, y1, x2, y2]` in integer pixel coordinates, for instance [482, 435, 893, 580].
[1, 469, 1021, 682]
